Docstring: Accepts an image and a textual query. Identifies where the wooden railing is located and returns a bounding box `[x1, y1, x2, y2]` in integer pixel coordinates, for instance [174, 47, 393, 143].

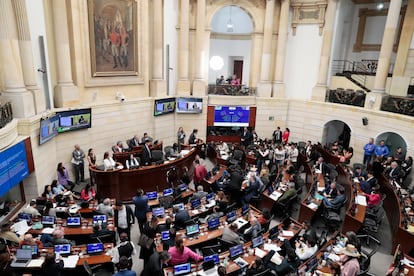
[0, 102, 13, 129]
[381, 95, 414, 117]
[207, 84, 256, 96]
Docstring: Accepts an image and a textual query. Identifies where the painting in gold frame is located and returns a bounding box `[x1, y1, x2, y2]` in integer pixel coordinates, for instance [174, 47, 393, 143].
[88, 0, 137, 77]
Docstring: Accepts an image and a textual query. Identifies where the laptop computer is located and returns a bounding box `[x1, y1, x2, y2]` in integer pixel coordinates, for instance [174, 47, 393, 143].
[41, 215, 55, 227]
[207, 218, 220, 230]
[173, 203, 185, 211]
[66, 217, 81, 227]
[252, 235, 264, 248]
[10, 249, 32, 268]
[191, 198, 201, 209]
[174, 263, 191, 275]
[186, 224, 200, 237]
[87, 243, 104, 255]
[163, 188, 174, 196]
[152, 207, 165, 217]
[226, 211, 237, 223]
[147, 191, 158, 200]
[93, 215, 107, 224]
[229, 245, 248, 268]
[54, 244, 71, 257]
[21, 245, 38, 257]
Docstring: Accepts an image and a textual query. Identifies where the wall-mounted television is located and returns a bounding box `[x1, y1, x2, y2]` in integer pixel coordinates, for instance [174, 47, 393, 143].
[176, 97, 203, 114]
[56, 108, 92, 133]
[154, 98, 175, 116]
[214, 106, 250, 127]
[39, 115, 59, 145]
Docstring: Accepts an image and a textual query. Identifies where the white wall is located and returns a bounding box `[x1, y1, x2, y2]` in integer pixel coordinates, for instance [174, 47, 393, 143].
[164, 0, 178, 95]
[331, 0, 354, 62]
[210, 6, 253, 34]
[285, 25, 322, 100]
[208, 39, 252, 84]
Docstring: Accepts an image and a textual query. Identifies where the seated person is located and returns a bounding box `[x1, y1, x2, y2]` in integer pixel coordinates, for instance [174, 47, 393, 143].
[126, 154, 139, 169]
[217, 141, 230, 157]
[80, 183, 96, 201]
[0, 223, 20, 244]
[141, 133, 153, 144]
[257, 208, 271, 227]
[51, 229, 75, 246]
[43, 201, 57, 217]
[222, 223, 243, 245]
[190, 185, 208, 201]
[51, 179, 78, 201]
[353, 166, 366, 181]
[166, 143, 180, 158]
[103, 151, 123, 171]
[345, 231, 361, 253]
[339, 244, 360, 275]
[246, 257, 266, 276]
[216, 75, 225, 85]
[21, 200, 41, 217]
[205, 206, 224, 222]
[323, 182, 338, 199]
[96, 198, 114, 217]
[173, 206, 190, 229]
[215, 191, 229, 212]
[113, 256, 136, 276]
[244, 217, 262, 240]
[112, 141, 124, 153]
[19, 233, 42, 247]
[299, 221, 317, 246]
[273, 182, 297, 217]
[90, 222, 115, 240]
[241, 175, 260, 205]
[294, 238, 318, 260]
[230, 74, 240, 86]
[41, 252, 64, 276]
[157, 218, 173, 233]
[270, 245, 301, 275]
[359, 171, 377, 194]
[322, 185, 346, 211]
[365, 186, 381, 207]
[168, 237, 203, 265]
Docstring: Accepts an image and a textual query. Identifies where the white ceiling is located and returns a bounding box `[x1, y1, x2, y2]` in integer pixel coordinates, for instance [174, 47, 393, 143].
[210, 6, 254, 34]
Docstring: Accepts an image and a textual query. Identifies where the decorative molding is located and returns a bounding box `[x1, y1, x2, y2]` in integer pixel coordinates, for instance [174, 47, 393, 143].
[353, 7, 406, 52]
[291, 1, 327, 35]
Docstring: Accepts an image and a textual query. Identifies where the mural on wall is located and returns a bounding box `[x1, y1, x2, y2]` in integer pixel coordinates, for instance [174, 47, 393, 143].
[88, 0, 137, 76]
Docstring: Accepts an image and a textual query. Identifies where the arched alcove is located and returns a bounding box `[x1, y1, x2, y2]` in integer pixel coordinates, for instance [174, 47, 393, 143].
[322, 120, 352, 150]
[375, 132, 408, 158]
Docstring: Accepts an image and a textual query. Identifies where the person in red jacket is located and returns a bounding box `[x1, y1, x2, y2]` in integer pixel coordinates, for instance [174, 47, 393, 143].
[194, 159, 207, 186]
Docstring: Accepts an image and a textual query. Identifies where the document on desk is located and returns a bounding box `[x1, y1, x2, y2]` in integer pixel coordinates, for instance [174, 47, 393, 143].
[192, 209, 199, 215]
[281, 230, 294, 237]
[12, 220, 31, 236]
[42, 227, 55, 234]
[355, 195, 367, 206]
[27, 258, 44, 267]
[255, 248, 267, 258]
[263, 243, 281, 252]
[317, 187, 325, 192]
[270, 252, 282, 265]
[307, 202, 319, 210]
[63, 255, 79, 268]
[269, 191, 283, 201]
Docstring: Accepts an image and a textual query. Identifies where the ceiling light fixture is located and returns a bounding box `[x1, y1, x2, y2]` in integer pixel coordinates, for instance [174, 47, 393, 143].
[227, 6, 234, 32]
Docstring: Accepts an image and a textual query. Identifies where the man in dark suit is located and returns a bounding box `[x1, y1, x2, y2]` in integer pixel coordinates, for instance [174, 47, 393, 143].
[132, 189, 149, 233]
[314, 157, 331, 178]
[323, 182, 338, 199]
[128, 134, 140, 149]
[188, 129, 199, 144]
[114, 200, 135, 240]
[141, 139, 152, 166]
[359, 171, 377, 194]
[386, 161, 405, 184]
[272, 126, 282, 144]
[322, 185, 346, 211]
[141, 251, 171, 276]
[173, 206, 190, 229]
[241, 127, 252, 148]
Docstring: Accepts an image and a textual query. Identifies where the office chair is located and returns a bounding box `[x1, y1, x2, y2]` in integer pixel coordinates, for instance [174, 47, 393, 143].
[164, 146, 173, 158]
[251, 183, 267, 208]
[273, 195, 297, 218]
[217, 238, 234, 252]
[357, 207, 385, 246]
[91, 232, 116, 244]
[159, 195, 174, 209]
[83, 260, 112, 276]
[225, 202, 237, 213]
[229, 149, 244, 167]
[201, 244, 221, 255]
[151, 150, 164, 165]
[358, 242, 379, 276]
[353, 163, 367, 172]
[261, 215, 274, 232]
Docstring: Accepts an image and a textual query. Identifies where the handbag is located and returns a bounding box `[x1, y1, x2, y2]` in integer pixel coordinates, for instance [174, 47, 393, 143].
[138, 233, 153, 250]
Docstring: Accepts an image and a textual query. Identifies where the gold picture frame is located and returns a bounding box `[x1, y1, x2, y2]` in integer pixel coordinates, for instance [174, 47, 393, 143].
[88, 0, 138, 77]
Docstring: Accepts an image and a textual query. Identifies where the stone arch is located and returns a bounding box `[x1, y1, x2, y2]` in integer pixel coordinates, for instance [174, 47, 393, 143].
[375, 132, 408, 158]
[321, 120, 352, 150]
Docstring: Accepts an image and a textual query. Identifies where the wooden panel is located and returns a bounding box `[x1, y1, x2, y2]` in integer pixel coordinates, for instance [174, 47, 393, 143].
[207, 105, 215, 126]
[24, 137, 35, 174]
[249, 106, 256, 128]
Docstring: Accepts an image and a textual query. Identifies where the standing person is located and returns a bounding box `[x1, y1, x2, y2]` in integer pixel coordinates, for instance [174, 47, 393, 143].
[241, 127, 252, 148]
[282, 128, 290, 145]
[57, 162, 74, 190]
[140, 216, 159, 265]
[272, 126, 282, 144]
[393, 146, 405, 165]
[188, 129, 199, 144]
[132, 189, 149, 233]
[112, 233, 136, 271]
[363, 138, 375, 166]
[374, 140, 390, 159]
[114, 200, 134, 241]
[71, 144, 85, 184]
[177, 127, 186, 150]
[142, 251, 171, 276]
[87, 148, 96, 185]
[194, 159, 207, 186]
[141, 139, 152, 166]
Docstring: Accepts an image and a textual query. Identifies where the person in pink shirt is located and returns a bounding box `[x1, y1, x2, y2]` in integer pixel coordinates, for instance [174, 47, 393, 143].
[365, 187, 381, 207]
[168, 237, 203, 265]
[81, 183, 96, 201]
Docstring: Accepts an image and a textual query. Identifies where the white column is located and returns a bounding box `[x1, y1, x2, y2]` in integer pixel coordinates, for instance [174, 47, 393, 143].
[257, 0, 275, 97]
[311, 0, 338, 101]
[0, 0, 35, 118]
[366, 0, 403, 109]
[12, 0, 45, 113]
[176, 0, 191, 95]
[273, 0, 290, 98]
[52, 0, 79, 107]
[192, 0, 207, 96]
[150, 0, 166, 97]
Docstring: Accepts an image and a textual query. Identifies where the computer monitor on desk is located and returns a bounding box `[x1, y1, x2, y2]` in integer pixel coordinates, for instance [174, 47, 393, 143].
[42, 215, 55, 227]
[54, 244, 71, 257]
[93, 215, 107, 224]
[161, 231, 170, 241]
[66, 217, 81, 227]
[163, 188, 174, 196]
[147, 191, 158, 200]
[226, 211, 237, 223]
[242, 204, 250, 215]
[252, 235, 264, 248]
[87, 243, 104, 255]
[18, 213, 32, 224]
[186, 224, 200, 237]
[207, 218, 220, 230]
[173, 203, 184, 211]
[174, 263, 191, 275]
[229, 244, 243, 259]
[191, 198, 201, 209]
[179, 183, 187, 192]
[204, 253, 219, 264]
[206, 193, 215, 202]
[152, 207, 165, 217]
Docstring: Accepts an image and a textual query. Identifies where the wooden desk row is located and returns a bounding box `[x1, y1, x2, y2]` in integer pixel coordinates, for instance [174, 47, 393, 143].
[147, 189, 194, 207]
[28, 218, 115, 236]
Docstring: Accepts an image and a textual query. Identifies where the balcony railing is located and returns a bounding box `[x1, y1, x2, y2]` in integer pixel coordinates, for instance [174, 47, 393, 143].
[0, 102, 13, 129]
[326, 89, 366, 107]
[381, 95, 414, 117]
[208, 84, 256, 96]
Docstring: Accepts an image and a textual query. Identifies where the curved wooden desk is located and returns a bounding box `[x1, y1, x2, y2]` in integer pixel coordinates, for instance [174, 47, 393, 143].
[91, 147, 198, 202]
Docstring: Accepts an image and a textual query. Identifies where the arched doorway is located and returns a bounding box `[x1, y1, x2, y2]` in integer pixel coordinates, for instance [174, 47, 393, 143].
[322, 120, 352, 150]
[375, 132, 407, 158]
[208, 6, 254, 85]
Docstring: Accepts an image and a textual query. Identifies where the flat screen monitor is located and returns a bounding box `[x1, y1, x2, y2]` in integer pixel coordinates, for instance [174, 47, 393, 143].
[152, 207, 165, 217]
[306, 256, 318, 271]
[179, 183, 187, 192]
[147, 191, 158, 200]
[93, 215, 107, 224]
[161, 231, 170, 241]
[252, 235, 264, 248]
[226, 211, 237, 223]
[213, 106, 250, 127]
[154, 98, 175, 116]
[176, 97, 203, 113]
[242, 204, 250, 215]
[229, 244, 244, 259]
[173, 203, 184, 211]
[39, 115, 59, 145]
[87, 243, 104, 255]
[174, 263, 191, 275]
[186, 224, 200, 236]
[21, 245, 38, 256]
[191, 198, 201, 209]
[206, 193, 215, 201]
[18, 213, 32, 223]
[163, 188, 174, 196]
[54, 244, 71, 255]
[204, 254, 219, 264]
[56, 108, 92, 133]
[66, 217, 81, 227]
[207, 218, 220, 230]
[41, 215, 55, 226]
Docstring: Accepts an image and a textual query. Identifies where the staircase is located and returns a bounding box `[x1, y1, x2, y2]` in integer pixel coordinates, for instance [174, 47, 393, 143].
[337, 71, 371, 92]
[331, 60, 372, 92]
